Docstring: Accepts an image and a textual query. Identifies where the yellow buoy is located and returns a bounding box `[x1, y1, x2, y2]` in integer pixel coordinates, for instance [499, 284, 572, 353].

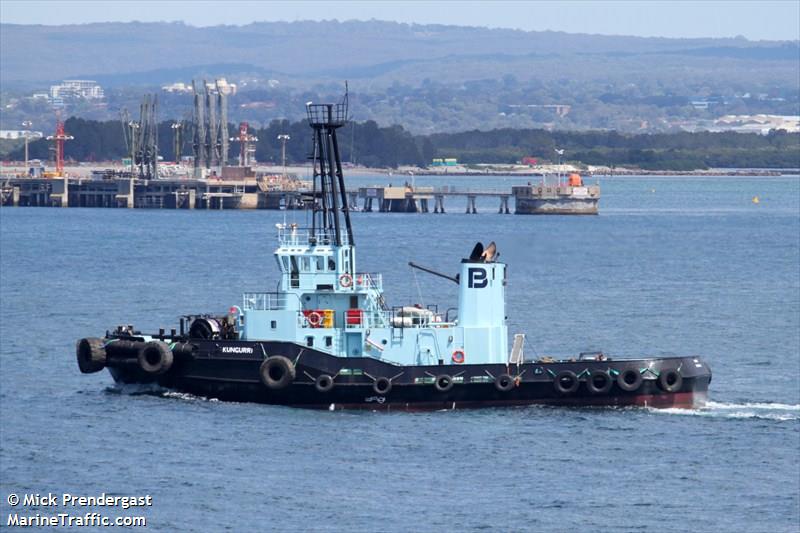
[752, 196, 760, 204]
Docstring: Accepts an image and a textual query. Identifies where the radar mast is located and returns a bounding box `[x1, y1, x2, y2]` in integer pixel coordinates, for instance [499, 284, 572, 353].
[306, 87, 353, 247]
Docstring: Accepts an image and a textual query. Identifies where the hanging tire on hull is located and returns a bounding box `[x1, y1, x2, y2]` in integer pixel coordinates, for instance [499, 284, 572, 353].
[587, 370, 613, 394]
[137, 341, 174, 375]
[260, 356, 295, 390]
[373, 377, 392, 395]
[435, 374, 454, 392]
[659, 369, 683, 393]
[76, 338, 107, 374]
[617, 369, 642, 392]
[495, 374, 515, 392]
[554, 370, 579, 394]
[315, 374, 335, 393]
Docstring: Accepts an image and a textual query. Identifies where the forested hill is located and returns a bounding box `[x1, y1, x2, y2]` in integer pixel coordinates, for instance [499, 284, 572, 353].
[2, 20, 796, 84]
[2, 21, 797, 134]
[10, 117, 800, 171]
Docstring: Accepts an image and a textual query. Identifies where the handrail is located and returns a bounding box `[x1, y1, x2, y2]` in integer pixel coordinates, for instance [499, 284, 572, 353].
[242, 291, 302, 311]
[277, 226, 350, 246]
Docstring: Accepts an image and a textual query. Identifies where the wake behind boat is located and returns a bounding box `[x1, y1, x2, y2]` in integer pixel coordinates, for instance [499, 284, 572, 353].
[76, 94, 711, 410]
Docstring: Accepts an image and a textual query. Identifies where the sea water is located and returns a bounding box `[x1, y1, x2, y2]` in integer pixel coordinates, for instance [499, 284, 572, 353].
[1, 175, 798, 532]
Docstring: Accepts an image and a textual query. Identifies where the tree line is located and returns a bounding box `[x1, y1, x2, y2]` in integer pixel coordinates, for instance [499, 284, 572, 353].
[10, 117, 799, 170]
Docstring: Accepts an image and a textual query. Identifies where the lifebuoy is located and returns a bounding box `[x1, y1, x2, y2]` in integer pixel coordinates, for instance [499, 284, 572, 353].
[435, 374, 454, 392]
[339, 273, 353, 288]
[137, 341, 174, 375]
[554, 370, 579, 394]
[260, 356, 296, 389]
[659, 369, 683, 393]
[617, 368, 642, 392]
[315, 374, 334, 393]
[373, 377, 392, 395]
[495, 374, 515, 392]
[307, 311, 323, 328]
[452, 349, 465, 364]
[587, 370, 613, 394]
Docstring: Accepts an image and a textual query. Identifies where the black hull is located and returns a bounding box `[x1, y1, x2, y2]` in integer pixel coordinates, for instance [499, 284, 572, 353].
[104, 339, 711, 411]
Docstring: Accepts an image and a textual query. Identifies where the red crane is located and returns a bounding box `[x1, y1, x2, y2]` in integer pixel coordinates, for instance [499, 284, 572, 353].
[47, 118, 74, 176]
[232, 122, 258, 167]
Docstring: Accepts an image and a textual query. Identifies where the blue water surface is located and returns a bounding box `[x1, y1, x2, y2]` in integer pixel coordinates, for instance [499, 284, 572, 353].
[1, 175, 798, 532]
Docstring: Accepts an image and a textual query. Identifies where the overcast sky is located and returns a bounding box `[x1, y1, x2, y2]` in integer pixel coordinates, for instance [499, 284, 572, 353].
[1, 0, 798, 41]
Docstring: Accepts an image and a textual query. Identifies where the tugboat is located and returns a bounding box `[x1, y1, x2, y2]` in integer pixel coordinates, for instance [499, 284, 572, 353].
[76, 96, 711, 410]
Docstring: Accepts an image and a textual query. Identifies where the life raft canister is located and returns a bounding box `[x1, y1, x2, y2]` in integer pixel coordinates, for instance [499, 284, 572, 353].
[452, 349, 465, 364]
[339, 273, 353, 288]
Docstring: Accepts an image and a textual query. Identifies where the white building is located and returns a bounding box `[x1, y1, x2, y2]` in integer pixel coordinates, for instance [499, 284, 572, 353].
[207, 78, 237, 95]
[49, 80, 104, 100]
[162, 82, 193, 93]
[163, 79, 237, 95]
[714, 115, 800, 134]
[0, 130, 44, 140]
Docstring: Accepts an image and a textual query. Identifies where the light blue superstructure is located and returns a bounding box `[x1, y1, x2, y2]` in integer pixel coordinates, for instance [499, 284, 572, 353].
[239, 224, 508, 366]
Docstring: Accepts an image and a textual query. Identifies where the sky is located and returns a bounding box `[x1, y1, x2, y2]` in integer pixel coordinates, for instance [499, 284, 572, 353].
[1, 0, 799, 41]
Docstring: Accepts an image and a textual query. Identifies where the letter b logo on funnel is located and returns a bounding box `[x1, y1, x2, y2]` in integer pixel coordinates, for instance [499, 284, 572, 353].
[467, 268, 488, 288]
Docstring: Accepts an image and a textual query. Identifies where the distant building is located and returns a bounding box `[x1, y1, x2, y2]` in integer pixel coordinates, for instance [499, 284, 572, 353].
[165, 79, 237, 95]
[162, 82, 192, 93]
[49, 80, 104, 100]
[506, 104, 572, 117]
[714, 114, 799, 134]
[0, 130, 44, 140]
[207, 78, 237, 95]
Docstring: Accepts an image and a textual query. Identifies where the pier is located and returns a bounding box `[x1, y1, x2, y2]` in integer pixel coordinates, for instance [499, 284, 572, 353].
[0, 175, 307, 210]
[357, 186, 512, 214]
[1, 177, 592, 215]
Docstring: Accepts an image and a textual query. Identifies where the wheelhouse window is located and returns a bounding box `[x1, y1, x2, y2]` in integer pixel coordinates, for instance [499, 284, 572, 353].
[290, 256, 300, 288]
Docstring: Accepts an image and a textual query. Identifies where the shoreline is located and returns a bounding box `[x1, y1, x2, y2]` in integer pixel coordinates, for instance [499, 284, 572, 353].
[0, 162, 796, 178]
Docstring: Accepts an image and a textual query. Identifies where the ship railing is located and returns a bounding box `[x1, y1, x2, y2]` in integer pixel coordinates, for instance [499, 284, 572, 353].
[344, 309, 455, 329]
[277, 226, 350, 247]
[242, 292, 289, 311]
[433, 186, 508, 195]
[354, 272, 382, 291]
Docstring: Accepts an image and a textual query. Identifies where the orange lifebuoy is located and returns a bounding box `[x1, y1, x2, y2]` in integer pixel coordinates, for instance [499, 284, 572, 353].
[452, 349, 465, 364]
[307, 311, 323, 327]
[339, 273, 353, 288]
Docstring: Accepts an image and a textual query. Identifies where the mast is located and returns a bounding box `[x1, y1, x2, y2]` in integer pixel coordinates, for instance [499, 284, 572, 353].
[306, 89, 353, 246]
[192, 80, 206, 174]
